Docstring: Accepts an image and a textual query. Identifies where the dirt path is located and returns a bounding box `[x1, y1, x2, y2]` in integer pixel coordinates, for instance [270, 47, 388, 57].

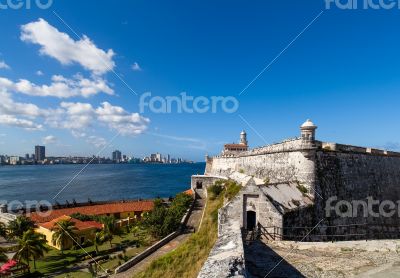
[112, 193, 205, 278]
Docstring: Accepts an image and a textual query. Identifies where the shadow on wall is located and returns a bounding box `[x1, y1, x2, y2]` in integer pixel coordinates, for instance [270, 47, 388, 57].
[244, 239, 305, 278]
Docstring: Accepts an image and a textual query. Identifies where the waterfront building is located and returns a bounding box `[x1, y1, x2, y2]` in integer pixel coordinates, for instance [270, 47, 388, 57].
[30, 200, 154, 223]
[222, 130, 249, 154]
[35, 215, 103, 250]
[9, 156, 20, 165]
[35, 145, 45, 161]
[112, 150, 122, 162]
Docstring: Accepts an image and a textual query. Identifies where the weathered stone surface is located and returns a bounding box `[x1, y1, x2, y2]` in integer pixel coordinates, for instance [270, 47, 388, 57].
[194, 123, 400, 277]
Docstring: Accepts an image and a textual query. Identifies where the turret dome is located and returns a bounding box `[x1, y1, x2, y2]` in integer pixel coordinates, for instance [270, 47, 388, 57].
[301, 119, 317, 129]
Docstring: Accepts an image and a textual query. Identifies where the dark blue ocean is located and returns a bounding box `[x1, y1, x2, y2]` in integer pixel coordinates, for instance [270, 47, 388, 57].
[0, 163, 205, 205]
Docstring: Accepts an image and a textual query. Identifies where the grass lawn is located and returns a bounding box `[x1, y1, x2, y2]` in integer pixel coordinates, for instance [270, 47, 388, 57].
[133, 191, 225, 278]
[98, 245, 148, 271]
[29, 231, 153, 276]
[53, 271, 92, 278]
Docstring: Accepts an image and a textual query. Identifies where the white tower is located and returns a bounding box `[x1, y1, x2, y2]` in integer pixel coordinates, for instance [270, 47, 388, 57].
[300, 119, 317, 141]
[240, 130, 248, 145]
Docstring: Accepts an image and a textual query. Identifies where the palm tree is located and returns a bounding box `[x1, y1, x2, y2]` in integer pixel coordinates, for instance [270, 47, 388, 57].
[99, 216, 118, 247]
[0, 247, 8, 263]
[51, 220, 77, 254]
[93, 232, 102, 254]
[14, 229, 49, 270]
[8, 216, 34, 239]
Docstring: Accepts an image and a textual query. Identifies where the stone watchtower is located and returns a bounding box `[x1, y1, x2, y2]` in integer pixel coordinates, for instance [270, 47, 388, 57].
[240, 130, 248, 145]
[300, 119, 317, 141]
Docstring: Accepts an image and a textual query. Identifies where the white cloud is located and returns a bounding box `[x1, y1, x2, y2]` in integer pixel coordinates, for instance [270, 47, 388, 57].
[86, 135, 107, 148]
[0, 74, 114, 98]
[71, 130, 86, 138]
[131, 62, 142, 71]
[0, 115, 43, 131]
[49, 102, 95, 130]
[36, 70, 44, 76]
[42, 135, 57, 144]
[0, 90, 47, 130]
[0, 90, 47, 118]
[96, 102, 150, 135]
[45, 101, 150, 136]
[21, 18, 115, 75]
[0, 87, 150, 136]
[0, 60, 10, 70]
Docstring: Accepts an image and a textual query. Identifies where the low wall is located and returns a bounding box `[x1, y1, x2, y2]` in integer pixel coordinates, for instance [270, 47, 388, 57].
[198, 193, 246, 278]
[191, 175, 227, 191]
[115, 231, 179, 273]
[115, 196, 196, 274]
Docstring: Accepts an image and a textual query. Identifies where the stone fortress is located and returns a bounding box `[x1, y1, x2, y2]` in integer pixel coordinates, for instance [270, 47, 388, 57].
[192, 120, 400, 277]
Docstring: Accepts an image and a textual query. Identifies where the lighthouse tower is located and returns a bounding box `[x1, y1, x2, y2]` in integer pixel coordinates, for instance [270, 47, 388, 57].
[240, 130, 248, 146]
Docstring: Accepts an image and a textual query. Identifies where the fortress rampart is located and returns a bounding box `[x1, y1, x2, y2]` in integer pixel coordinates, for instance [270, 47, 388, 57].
[196, 120, 400, 277]
[194, 120, 400, 238]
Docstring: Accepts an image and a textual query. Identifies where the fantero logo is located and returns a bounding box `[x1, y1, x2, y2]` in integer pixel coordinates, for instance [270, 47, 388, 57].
[139, 92, 239, 114]
[0, 0, 53, 10]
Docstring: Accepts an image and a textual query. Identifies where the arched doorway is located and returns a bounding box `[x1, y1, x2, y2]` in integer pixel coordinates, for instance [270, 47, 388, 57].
[246, 210, 256, 231]
[196, 181, 203, 189]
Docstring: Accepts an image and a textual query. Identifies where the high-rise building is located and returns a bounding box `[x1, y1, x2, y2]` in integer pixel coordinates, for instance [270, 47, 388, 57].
[112, 150, 122, 162]
[35, 145, 45, 161]
[167, 154, 171, 163]
[156, 153, 162, 162]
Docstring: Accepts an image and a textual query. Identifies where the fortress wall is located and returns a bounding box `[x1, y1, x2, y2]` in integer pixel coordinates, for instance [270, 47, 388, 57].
[207, 141, 316, 191]
[315, 150, 400, 207]
[289, 150, 400, 239]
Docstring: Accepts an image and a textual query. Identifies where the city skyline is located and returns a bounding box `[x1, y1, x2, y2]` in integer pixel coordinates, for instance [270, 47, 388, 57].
[0, 144, 193, 164]
[1, 2, 400, 161]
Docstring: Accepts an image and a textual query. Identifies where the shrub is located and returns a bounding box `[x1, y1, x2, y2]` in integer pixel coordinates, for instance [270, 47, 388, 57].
[224, 180, 241, 201]
[296, 183, 308, 195]
[208, 183, 224, 199]
[70, 213, 94, 221]
[239, 169, 245, 174]
[142, 193, 193, 238]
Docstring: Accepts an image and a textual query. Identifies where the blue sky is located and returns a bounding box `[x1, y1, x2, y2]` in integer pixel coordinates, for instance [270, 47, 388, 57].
[1, 0, 400, 161]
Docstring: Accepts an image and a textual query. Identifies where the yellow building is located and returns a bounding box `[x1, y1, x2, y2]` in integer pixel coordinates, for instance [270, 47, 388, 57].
[35, 215, 103, 250]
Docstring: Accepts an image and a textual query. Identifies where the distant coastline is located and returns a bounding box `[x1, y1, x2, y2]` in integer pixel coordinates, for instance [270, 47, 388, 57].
[0, 160, 197, 166]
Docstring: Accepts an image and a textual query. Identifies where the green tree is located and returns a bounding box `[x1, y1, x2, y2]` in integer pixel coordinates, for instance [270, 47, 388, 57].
[98, 216, 118, 247]
[14, 229, 49, 270]
[0, 222, 7, 238]
[93, 231, 102, 253]
[142, 193, 193, 237]
[0, 247, 8, 263]
[51, 220, 77, 254]
[8, 216, 35, 239]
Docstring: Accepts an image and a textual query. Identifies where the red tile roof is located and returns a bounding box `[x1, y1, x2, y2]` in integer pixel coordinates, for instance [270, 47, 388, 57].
[183, 189, 194, 196]
[224, 143, 248, 149]
[39, 215, 103, 231]
[30, 200, 154, 223]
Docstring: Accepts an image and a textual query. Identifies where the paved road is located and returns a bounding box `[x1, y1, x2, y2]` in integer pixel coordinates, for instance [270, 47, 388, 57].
[112, 194, 205, 278]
